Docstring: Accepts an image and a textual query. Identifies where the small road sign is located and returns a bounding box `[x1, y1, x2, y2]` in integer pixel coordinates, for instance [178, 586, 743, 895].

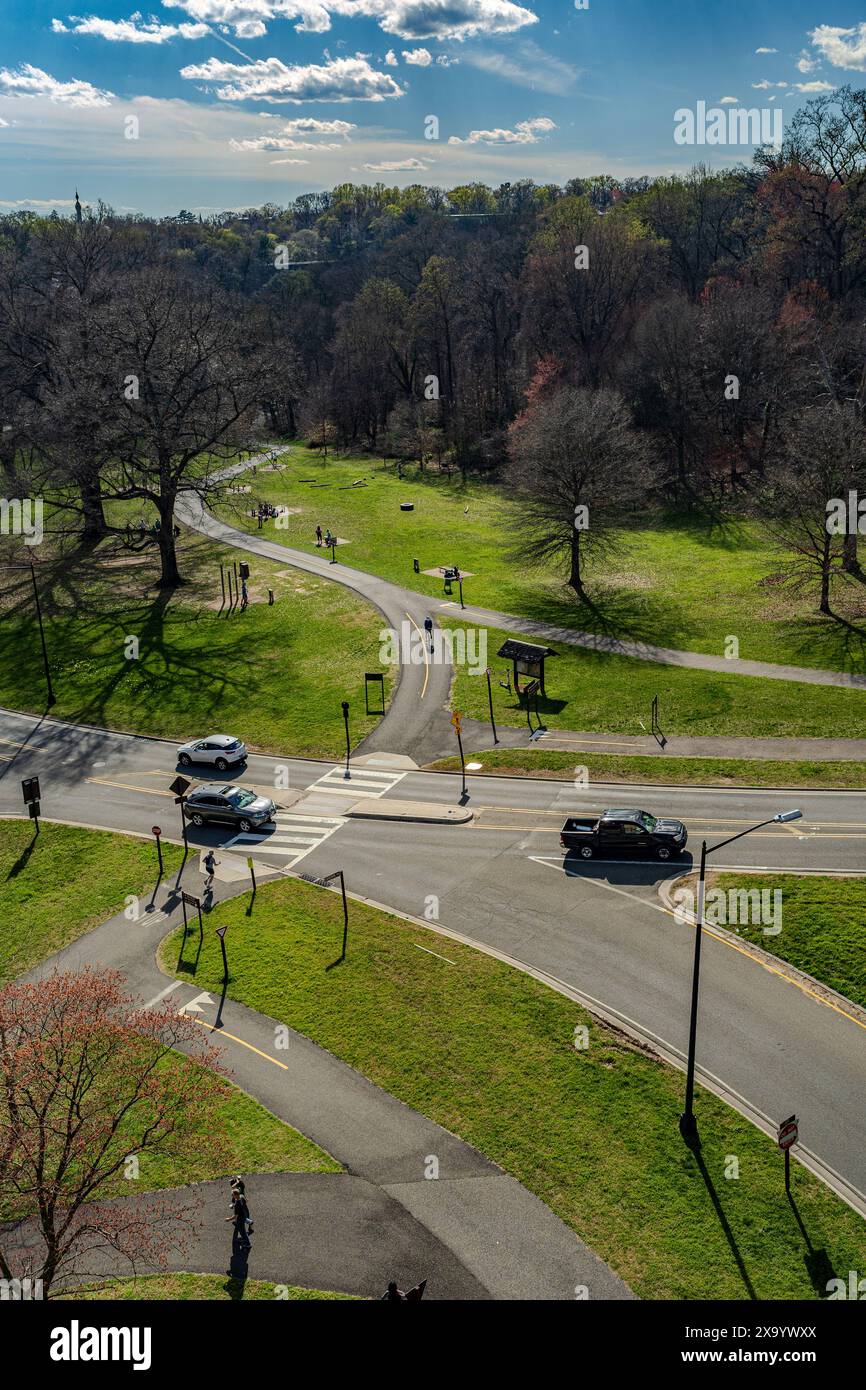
[169, 774, 191, 798]
[777, 1115, 798, 1150]
[451, 710, 462, 733]
[21, 776, 40, 805]
[181, 891, 200, 909]
[152, 825, 162, 837]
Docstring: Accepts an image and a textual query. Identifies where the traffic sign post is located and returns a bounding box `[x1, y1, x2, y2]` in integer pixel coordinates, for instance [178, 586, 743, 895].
[484, 668, 499, 746]
[170, 775, 191, 845]
[777, 1114, 798, 1194]
[152, 825, 163, 875]
[452, 711, 467, 802]
[215, 924, 229, 985]
[22, 777, 41, 832]
[247, 854, 256, 896]
[181, 890, 203, 943]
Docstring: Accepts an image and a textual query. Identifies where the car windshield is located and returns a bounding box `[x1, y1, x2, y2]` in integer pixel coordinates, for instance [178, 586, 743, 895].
[227, 789, 256, 808]
[638, 812, 657, 831]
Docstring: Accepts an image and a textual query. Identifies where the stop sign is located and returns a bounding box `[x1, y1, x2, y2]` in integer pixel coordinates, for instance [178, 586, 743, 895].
[152, 826, 162, 837]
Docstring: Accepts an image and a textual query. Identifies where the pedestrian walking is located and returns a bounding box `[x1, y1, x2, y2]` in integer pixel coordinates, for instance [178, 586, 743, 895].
[203, 849, 219, 888]
[316, 525, 323, 547]
[225, 1184, 251, 1249]
[240, 578, 248, 610]
[423, 616, 434, 651]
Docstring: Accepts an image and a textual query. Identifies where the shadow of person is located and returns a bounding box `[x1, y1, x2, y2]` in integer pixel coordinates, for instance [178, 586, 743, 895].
[227, 1227, 251, 1283]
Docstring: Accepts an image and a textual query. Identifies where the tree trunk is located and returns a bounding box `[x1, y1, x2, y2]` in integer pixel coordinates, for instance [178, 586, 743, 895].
[79, 474, 107, 541]
[842, 529, 863, 578]
[157, 488, 181, 589]
[820, 535, 832, 615]
[569, 528, 585, 598]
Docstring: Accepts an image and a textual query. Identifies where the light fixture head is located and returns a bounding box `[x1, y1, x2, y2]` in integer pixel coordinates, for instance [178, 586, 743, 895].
[775, 809, 803, 823]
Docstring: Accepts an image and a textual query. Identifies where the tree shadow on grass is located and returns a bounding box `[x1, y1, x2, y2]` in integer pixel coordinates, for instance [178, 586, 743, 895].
[777, 611, 866, 679]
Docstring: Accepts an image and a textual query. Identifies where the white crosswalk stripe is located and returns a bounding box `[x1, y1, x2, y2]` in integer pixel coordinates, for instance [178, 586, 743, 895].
[308, 765, 407, 799]
[225, 810, 346, 868]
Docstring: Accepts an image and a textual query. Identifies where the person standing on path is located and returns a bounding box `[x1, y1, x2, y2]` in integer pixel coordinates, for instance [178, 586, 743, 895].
[316, 525, 323, 546]
[225, 1181, 251, 1250]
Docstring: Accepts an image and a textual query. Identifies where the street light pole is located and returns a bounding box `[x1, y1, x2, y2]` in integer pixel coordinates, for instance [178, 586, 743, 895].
[485, 668, 499, 745]
[679, 809, 802, 1142]
[341, 700, 351, 778]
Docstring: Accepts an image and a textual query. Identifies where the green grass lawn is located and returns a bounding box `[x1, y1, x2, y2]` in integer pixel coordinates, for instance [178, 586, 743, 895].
[0, 520, 393, 759]
[444, 619, 866, 741]
[0, 820, 185, 984]
[428, 748, 866, 789]
[711, 872, 866, 1011]
[160, 876, 866, 1301]
[61, 1274, 355, 1300]
[219, 445, 866, 675]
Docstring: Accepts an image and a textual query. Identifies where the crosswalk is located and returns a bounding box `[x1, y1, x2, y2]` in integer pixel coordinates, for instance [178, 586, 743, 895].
[222, 765, 407, 868]
[307, 765, 408, 799]
[225, 810, 346, 869]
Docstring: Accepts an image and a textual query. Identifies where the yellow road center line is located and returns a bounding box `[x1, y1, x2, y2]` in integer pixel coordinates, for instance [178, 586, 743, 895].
[189, 1015, 290, 1069]
[406, 610, 430, 699]
[85, 777, 175, 798]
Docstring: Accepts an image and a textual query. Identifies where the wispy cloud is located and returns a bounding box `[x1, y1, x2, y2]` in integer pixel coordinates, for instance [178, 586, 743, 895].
[0, 64, 114, 107]
[461, 38, 577, 96]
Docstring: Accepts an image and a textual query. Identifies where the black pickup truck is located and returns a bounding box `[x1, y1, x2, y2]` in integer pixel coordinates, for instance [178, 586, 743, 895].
[560, 808, 688, 861]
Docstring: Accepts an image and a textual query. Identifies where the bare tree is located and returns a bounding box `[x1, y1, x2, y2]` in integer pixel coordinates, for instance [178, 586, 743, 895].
[506, 385, 652, 599]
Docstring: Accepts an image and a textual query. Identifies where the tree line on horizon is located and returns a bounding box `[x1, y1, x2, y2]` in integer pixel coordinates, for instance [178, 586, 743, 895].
[2, 86, 866, 613]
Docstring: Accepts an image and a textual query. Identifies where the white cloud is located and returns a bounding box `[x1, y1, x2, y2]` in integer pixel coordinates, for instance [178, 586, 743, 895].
[755, 47, 777, 54]
[796, 52, 818, 74]
[164, 0, 537, 41]
[180, 54, 404, 101]
[794, 80, 836, 93]
[719, 96, 738, 104]
[462, 38, 576, 95]
[279, 116, 356, 132]
[271, 157, 310, 163]
[0, 196, 78, 208]
[231, 135, 343, 148]
[51, 15, 210, 42]
[0, 117, 8, 127]
[436, 53, 457, 66]
[448, 114, 555, 145]
[0, 64, 114, 106]
[752, 80, 787, 90]
[402, 47, 432, 65]
[363, 156, 428, 170]
[809, 23, 866, 72]
[384, 48, 398, 64]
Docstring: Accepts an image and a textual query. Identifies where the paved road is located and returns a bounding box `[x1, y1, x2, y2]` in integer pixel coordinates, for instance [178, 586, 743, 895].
[1, 706, 865, 1218]
[177, 483, 460, 766]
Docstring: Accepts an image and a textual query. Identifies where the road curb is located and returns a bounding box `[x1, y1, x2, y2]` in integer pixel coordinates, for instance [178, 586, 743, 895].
[659, 869, 866, 1033]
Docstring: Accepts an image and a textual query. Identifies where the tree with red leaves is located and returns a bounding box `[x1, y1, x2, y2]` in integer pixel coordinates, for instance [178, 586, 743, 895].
[0, 967, 227, 1297]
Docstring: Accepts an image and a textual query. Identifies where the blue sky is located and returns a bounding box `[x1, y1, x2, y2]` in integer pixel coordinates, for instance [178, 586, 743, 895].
[0, 1, 865, 215]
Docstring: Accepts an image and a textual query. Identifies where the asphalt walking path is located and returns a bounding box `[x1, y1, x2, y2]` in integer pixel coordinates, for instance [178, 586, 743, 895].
[12, 868, 633, 1302]
[180, 459, 866, 765]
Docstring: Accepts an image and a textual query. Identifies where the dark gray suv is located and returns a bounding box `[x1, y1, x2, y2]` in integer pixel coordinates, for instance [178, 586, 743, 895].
[183, 784, 276, 834]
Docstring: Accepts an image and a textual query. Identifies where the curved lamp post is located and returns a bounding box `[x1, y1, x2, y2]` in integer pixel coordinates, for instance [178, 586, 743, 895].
[679, 808, 803, 1142]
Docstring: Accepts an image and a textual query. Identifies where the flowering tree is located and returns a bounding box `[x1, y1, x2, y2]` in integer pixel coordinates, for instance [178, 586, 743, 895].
[0, 967, 228, 1297]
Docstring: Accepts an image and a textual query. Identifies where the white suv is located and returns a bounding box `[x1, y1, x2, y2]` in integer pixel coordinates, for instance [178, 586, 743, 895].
[177, 734, 247, 772]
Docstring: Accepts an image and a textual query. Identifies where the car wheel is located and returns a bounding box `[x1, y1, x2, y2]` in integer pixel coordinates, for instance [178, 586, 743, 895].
[238, 818, 253, 833]
[657, 845, 672, 861]
[191, 813, 205, 827]
[179, 753, 191, 767]
[580, 844, 594, 859]
[215, 757, 228, 771]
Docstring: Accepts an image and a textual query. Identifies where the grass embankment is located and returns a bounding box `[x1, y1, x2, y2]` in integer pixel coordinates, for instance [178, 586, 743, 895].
[160, 875, 866, 1300]
[221, 445, 866, 675]
[61, 1274, 355, 1301]
[0, 821, 338, 1219]
[442, 619, 866, 742]
[427, 748, 866, 790]
[711, 872, 866, 1012]
[0, 520, 392, 758]
[0, 821, 184, 984]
